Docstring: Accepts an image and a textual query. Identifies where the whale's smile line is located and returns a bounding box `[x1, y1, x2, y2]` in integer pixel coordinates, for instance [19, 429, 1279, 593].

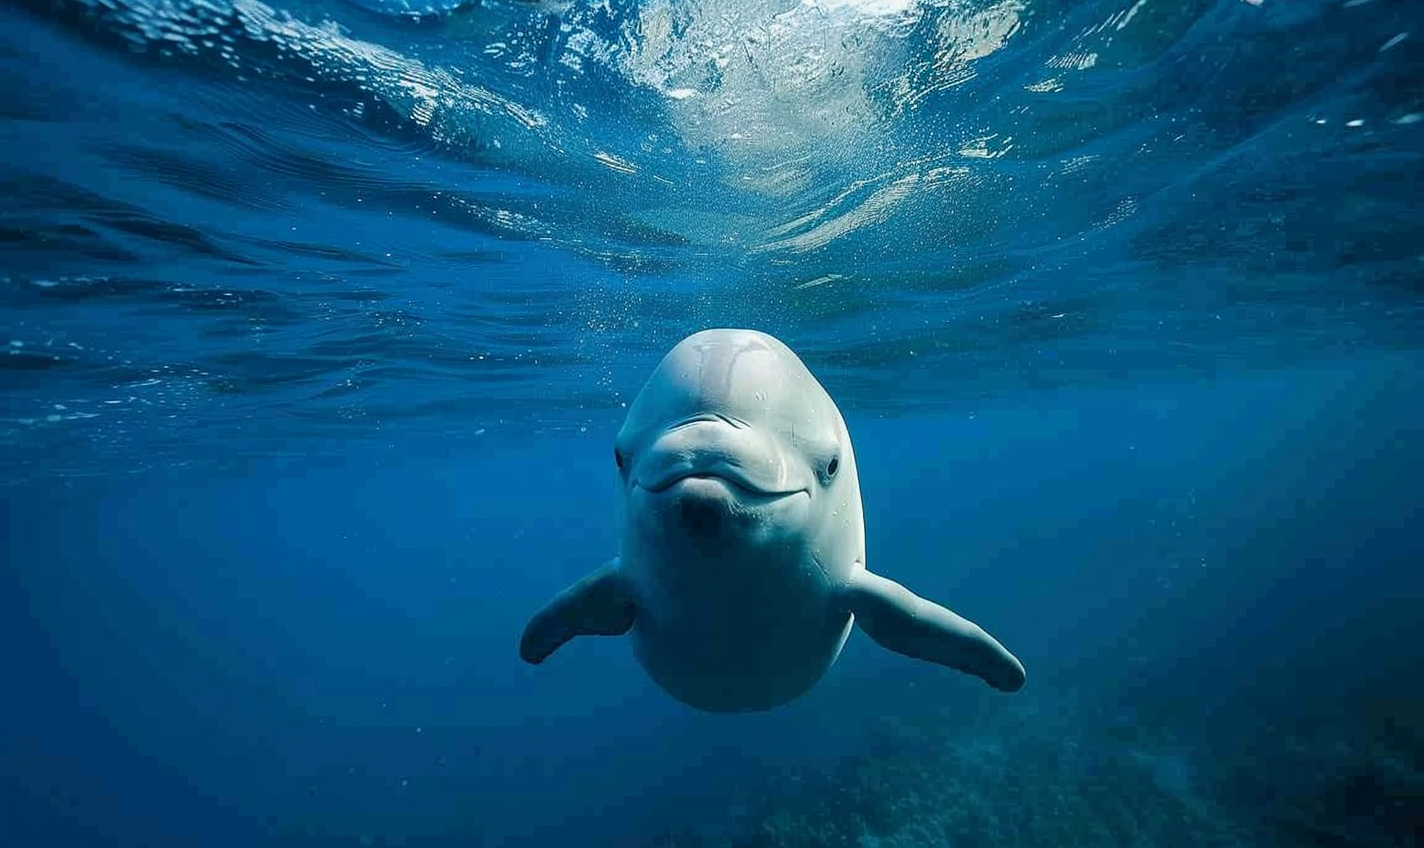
[638, 471, 806, 500]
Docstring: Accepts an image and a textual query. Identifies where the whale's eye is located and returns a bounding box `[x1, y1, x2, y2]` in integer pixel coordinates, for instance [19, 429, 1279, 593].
[614, 448, 625, 471]
[826, 456, 840, 479]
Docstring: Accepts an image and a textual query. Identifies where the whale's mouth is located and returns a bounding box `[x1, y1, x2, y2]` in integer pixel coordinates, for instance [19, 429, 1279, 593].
[636, 454, 808, 501]
[630, 414, 809, 501]
[641, 470, 805, 500]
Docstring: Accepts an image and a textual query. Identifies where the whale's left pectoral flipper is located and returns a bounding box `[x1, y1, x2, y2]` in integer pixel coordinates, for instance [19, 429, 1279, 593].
[519, 559, 637, 664]
[843, 569, 1027, 693]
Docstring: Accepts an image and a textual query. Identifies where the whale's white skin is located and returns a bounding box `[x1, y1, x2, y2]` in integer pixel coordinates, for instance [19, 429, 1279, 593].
[519, 329, 1026, 713]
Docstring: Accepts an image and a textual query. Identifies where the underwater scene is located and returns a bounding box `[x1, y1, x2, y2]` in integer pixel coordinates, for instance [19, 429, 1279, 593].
[2, 0, 1422, 846]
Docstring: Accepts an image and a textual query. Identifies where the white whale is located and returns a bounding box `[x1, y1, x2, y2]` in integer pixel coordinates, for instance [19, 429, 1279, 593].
[520, 328, 1026, 713]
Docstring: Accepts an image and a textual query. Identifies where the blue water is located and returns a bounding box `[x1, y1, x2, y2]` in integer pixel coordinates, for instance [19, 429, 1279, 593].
[2, 0, 1422, 845]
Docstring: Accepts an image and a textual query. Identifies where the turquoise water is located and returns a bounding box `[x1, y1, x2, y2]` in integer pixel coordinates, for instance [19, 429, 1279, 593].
[2, 1, 1421, 846]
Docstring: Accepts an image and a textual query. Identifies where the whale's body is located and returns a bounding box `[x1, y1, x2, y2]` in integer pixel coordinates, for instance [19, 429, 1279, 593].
[520, 329, 1025, 713]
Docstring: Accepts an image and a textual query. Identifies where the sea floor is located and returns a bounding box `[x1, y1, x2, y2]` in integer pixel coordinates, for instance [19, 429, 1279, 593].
[640, 687, 1424, 848]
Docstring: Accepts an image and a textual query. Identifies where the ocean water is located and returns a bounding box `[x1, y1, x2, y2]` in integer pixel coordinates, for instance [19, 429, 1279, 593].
[2, 0, 1422, 845]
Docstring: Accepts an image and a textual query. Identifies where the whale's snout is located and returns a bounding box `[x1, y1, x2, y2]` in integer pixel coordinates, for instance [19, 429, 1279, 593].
[634, 416, 801, 497]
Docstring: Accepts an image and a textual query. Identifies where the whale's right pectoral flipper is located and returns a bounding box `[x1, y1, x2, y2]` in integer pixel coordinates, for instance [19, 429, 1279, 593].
[519, 559, 637, 664]
[843, 569, 1027, 693]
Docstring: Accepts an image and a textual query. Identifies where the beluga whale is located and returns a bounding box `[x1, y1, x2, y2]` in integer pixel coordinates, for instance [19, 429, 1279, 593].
[519, 328, 1026, 713]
